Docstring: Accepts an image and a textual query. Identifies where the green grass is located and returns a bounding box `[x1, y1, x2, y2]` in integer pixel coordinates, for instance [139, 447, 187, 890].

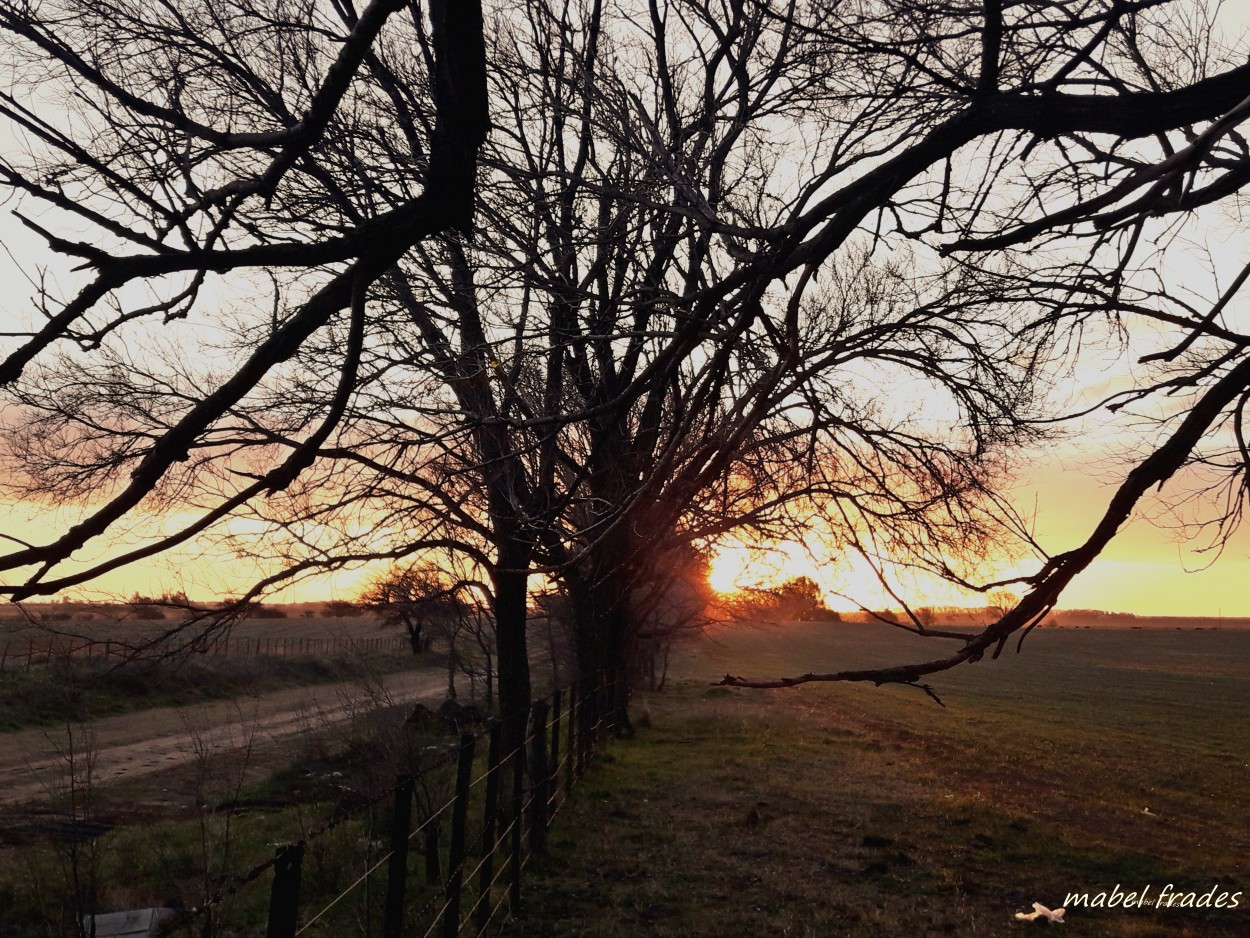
[1, 621, 1245, 936]
[0, 794, 338, 936]
[0, 694, 471, 937]
[0, 648, 430, 732]
[504, 622, 1250, 937]
[0, 609, 388, 645]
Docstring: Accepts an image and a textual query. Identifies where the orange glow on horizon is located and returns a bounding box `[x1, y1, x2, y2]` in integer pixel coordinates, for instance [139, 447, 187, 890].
[707, 547, 752, 593]
[8, 439, 1250, 615]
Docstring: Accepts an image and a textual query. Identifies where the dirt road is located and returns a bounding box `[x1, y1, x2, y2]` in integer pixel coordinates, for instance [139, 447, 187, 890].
[0, 668, 446, 808]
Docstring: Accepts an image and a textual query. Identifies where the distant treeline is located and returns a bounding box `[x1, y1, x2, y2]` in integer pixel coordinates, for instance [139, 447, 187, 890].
[829, 608, 1250, 630]
[1, 599, 371, 623]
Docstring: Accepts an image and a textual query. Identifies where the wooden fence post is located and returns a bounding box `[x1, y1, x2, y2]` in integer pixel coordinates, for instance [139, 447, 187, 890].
[567, 680, 579, 789]
[424, 822, 441, 885]
[509, 734, 525, 913]
[444, 732, 476, 938]
[476, 721, 502, 930]
[578, 679, 591, 779]
[596, 671, 608, 743]
[528, 699, 550, 854]
[383, 776, 414, 938]
[549, 690, 562, 808]
[607, 669, 619, 736]
[265, 843, 304, 938]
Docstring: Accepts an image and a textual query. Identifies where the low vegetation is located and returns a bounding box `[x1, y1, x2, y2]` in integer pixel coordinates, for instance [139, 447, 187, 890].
[0, 671, 459, 936]
[1, 621, 1246, 935]
[0, 649, 420, 732]
[506, 622, 1250, 937]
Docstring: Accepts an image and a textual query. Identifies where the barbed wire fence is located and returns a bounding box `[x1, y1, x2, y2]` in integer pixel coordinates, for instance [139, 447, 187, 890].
[153, 671, 622, 937]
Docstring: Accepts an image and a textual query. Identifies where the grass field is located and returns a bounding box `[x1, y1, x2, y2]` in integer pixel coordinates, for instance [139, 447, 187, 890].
[1, 617, 1245, 935]
[506, 621, 1250, 937]
[0, 606, 388, 647]
[0, 686, 455, 937]
[0, 648, 427, 732]
[0, 607, 422, 731]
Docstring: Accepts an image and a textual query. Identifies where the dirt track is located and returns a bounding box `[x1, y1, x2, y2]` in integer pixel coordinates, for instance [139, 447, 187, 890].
[0, 668, 446, 808]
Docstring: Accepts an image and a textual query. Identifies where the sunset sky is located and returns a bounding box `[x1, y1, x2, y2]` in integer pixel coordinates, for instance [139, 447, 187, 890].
[3, 3, 1250, 616]
[705, 437, 1250, 619]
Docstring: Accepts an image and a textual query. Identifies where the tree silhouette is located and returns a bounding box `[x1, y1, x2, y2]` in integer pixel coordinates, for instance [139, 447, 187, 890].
[5, 0, 1250, 715]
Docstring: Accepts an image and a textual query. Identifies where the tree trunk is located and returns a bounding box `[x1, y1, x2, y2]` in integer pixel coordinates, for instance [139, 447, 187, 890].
[656, 642, 671, 692]
[493, 538, 533, 760]
[406, 619, 423, 655]
[546, 616, 561, 689]
[565, 536, 634, 738]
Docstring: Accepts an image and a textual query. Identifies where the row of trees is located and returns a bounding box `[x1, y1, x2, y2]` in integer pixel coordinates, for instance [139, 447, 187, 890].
[4, 1, 1250, 749]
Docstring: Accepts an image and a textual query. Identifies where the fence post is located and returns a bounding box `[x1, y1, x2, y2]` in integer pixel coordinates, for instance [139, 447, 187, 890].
[509, 731, 525, 913]
[424, 822, 441, 885]
[602, 671, 612, 740]
[549, 690, 562, 809]
[607, 668, 619, 737]
[578, 680, 590, 779]
[528, 699, 550, 854]
[567, 681, 579, 789]
[476, 721, 502, 930]
[265, 842, 304, 938]
[383, 776, 414, 938]
[444, 732, 476, 938]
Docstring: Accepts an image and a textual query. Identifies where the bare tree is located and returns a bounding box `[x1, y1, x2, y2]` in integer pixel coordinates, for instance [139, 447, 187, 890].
[360, 558, 497, 700]
[628, 543, 716, 692]
[0, 0, 489, 593]
[360, 563, 459, 655]
[6, 0, 1250, 724]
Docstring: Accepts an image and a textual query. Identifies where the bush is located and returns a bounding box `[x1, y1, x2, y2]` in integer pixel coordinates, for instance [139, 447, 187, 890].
[324, 600, 362, 618]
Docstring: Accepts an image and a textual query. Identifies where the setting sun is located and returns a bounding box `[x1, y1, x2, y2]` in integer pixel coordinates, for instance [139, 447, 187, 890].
[708, 547, 752, 593]
[707, 540, 830, 598]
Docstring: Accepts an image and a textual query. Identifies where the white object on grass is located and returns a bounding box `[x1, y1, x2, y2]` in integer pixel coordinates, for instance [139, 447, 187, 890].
[1013, 902, 1065, 923]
